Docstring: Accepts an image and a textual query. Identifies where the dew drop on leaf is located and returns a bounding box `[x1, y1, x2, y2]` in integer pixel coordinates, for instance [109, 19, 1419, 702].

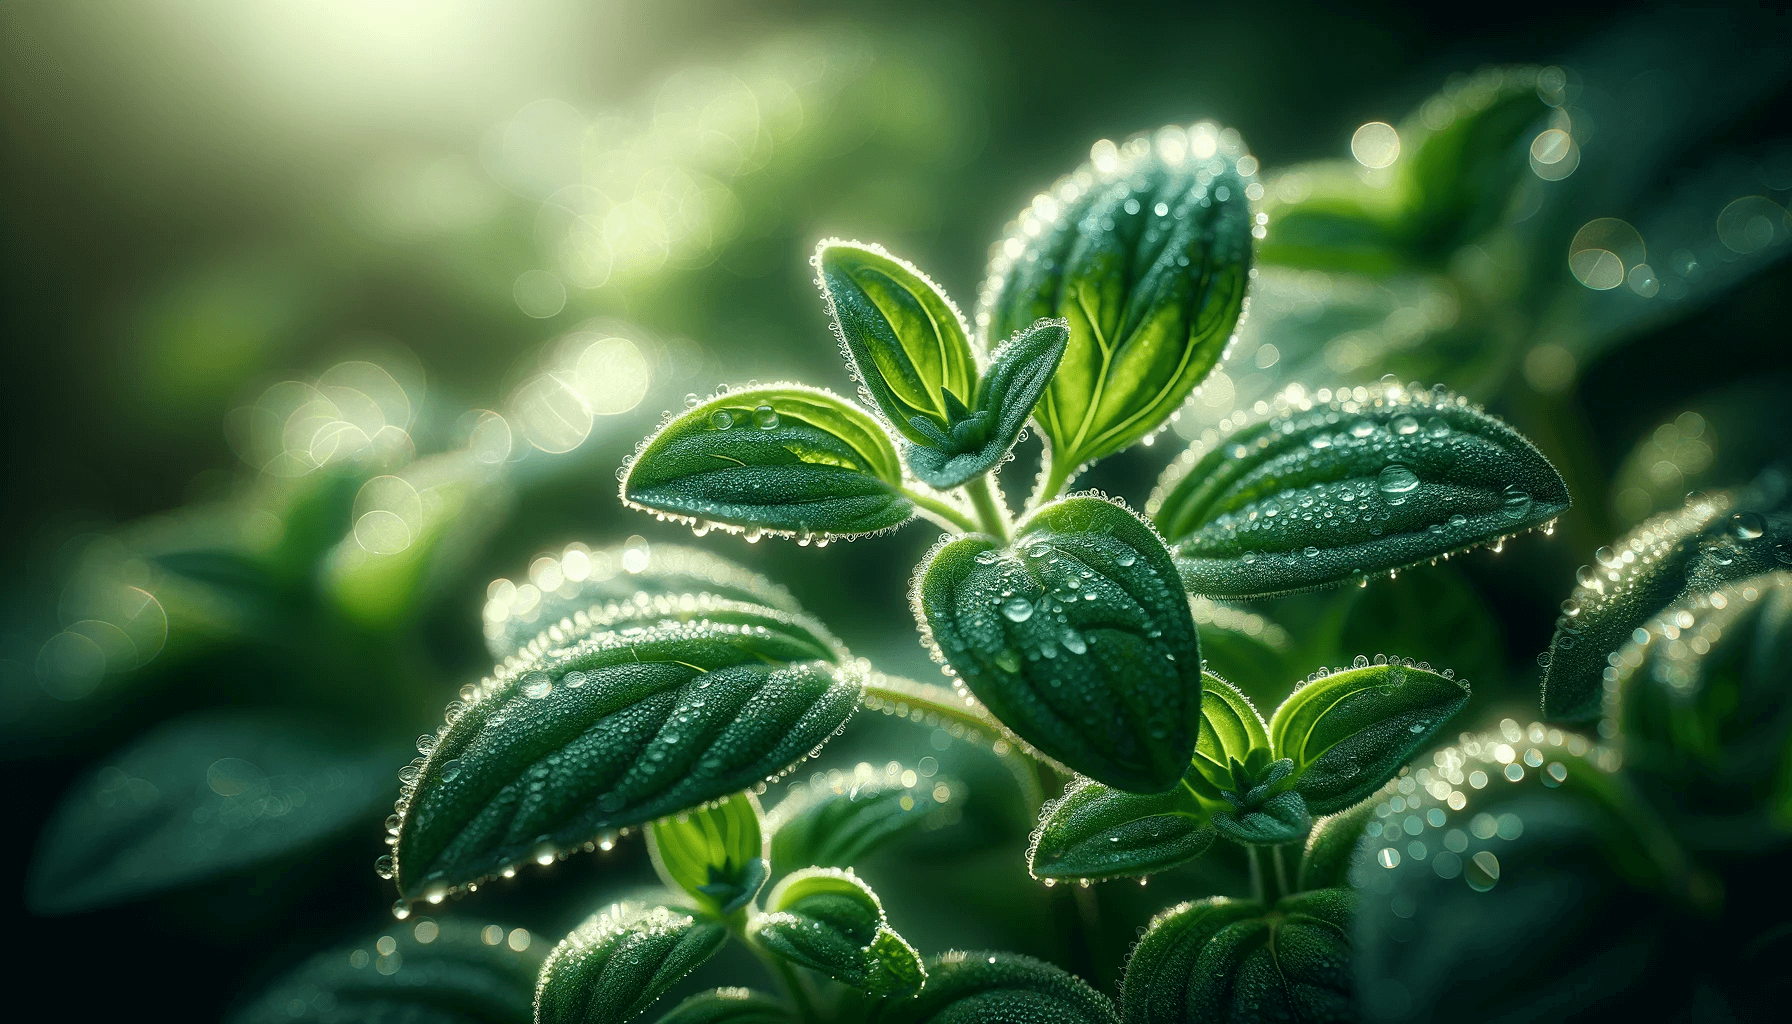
[1377, 464, 1421, 499]
[753, 405, 779, 429]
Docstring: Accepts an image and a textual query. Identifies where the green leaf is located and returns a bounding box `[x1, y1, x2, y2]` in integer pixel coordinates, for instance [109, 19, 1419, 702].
[1542, 475, 1792, 723]
[1297, 800, 1379, 892]
[750, 867, 926, 998]
[392, 598, 861, 901]
[648, 792, 768, 918]
[483, 540, 802, 661]
[1185, 674, 1273, 804]
[1255, 163, 1408, 276]
[874, 951, 1118, 1024]
[977, 123, 1255, 484]
[916, 496, 1204, 792]
[1188, 597, 1296, 712]
[906, 318, 1071, 489]
[652, 989, 793, 1024]
[1028, 775, 1215, 881]
[1153, 383, 1568, 598]
[227, 917, 545, 1024]
[537, 903, 728, 1024]
[27, 712, 399, 915]
[766, 764, 964, 877]
[816, 240, 979, 449]
[1211, 790, 1314, 846]
[1269, 661, 1469, 815]
[621, 385, 912, 540]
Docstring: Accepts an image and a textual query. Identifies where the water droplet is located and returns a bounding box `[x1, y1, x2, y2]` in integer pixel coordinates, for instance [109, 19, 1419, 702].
[1776, 541, 1792, 565]
[1003, 597, 1034, 622]
[975, 550, 1001, 565]
[1061, 629, 1087, 655]
[1378, 464, 1420, 500]
[1391, 415, 1419, 435]
[1448, 514, 1467, 527]
[416, 734, 436, 755]
[1309, 435, 1333, 450]
[1114, 548, 1137, 567]
[1378, 847, 1402, 869]
[374, 855, 396, 879]
[439, 758, 462, 781]
[1729, 512, 1766, 540]
[753, 405, 779, 429]
[522, 673, 552, 699]
[708, 410, 734, 430]
[1304, 546, 1319, 557]
[1350, 418, 1377, 438]
[1465, 850, 1500, 891]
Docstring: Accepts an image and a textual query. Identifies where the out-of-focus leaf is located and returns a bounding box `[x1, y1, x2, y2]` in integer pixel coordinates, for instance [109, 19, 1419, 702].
[1298, 800, 1379, 892]
[652, 989, 793, 1024]
[750, 867, 925, 998]
[27, 711, 400, 915]
[1153, 383, 1569, 598]
[873, 951, 1118, 1024]
[1028, 775, 1216, 882]
[647, 792, 767, 918]
[916, 496, 1203, 792]
[1188, 597, 1296, 711]
[537, 903, 727, 1024]
[766, 764, 964, 877]
[1313, 565, 1507, 703]
[392, 597, 859, 901]
[977, 122, 1255, 491]
[1542, 471, 1792, 723]
[228, 916, 544, 1024]
[621, 385, 912, 540]
[1269, 661, 1469, 815]
[906, 319, 1070, 489]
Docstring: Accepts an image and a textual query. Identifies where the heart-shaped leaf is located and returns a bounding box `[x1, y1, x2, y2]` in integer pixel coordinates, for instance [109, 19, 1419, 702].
[648, 792, 768, 919]
[1152, 383, 1568, 598]
[873, 951, 1118, 1024]
[652, 989, 794, 1024]
[766, 764, 964, 877]
[1269, 660, 1469, 815]
[1542, 474, 1792, 723]
[815, 240, 979, 450]
[1297, 799, 1379, 892]
[537, 903, 727, 1024]
[621, 385, 912, 540]
[976, 122, 1255, 493]
[1122, 891, 1354, 1024]
[750, 867, 925, 998]
[1028, 775, 1216, 882]
[228, 917, 545, 1024]
[391, 597, 861, 902]
[906, 318, 1071, 489]
[916, 496, 1203, 792]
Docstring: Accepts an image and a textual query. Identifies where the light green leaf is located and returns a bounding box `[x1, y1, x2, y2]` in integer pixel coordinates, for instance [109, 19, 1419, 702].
[874, 951, 1118, 1024]
[906, 318, 1070, 489]
[916, 496, 1204, 792]
[392, 597, 860, 901]
[1297, 800, 1379, 892]
[648, 792, 768, 918]
[1255, 163, 1407, 276]
[750, 867, 925, 998]
[621, 385, 912, 540]
[228, 917, 545, 1024]
[1152, 383, 1569, 598]
[977, 123, 1255, 489]
[766, 765, 963, 877]
[652, 989, 793, 1024]
[537, 903, 727, 1024]
[27, 712, 399, 915]
[1028, 775, 1216, 882]
[816, 240, 979, 448]
[1269, 661, 1469, 815]
[1185, 675, 1273, 804]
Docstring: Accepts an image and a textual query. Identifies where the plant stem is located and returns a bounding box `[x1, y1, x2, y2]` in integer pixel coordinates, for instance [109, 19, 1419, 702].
[767, 954, 823, 1024]
[964, 473, 1012, 541]
[901, 487, 980, 533]
[1034, 455, 1074, 509]
[859, 672, 1046, 811]
[1248, 844, 1290, 905]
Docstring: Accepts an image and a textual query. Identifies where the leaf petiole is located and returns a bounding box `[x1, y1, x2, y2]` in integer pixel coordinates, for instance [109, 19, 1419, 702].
[900, 487, 980, 534]
[963, 473, 1011, 541]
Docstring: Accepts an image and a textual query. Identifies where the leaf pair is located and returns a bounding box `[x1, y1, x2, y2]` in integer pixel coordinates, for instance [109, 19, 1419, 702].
[1029, 663, 1468, 880]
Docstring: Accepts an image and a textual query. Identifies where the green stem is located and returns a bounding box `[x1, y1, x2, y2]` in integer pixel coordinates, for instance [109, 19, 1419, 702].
[901, 487, 979, 533]
[1034, 454, 1075, 509]
[734, 918, 822, 1024]
[963, 473, 1011, 541]
[859, 672, 1046, 811]
[1248, 844, 1290, 905]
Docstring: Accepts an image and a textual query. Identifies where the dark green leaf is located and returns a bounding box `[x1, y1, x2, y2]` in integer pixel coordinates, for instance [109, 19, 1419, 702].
[392, 598, 860, 901]
[483, 541, 801, 661]
[27, 712, 399, 915]
[766, 764, 964, 877]
[916, 496, 1204, 792]
[1269, 661, 1469, 815]
[1153, 383, 1568, 598]
[1028, 775, 1216, 881]
[621, 385, 912, 540]
[874, 951, 1118, 1024]
[1212, 790, 1313, 846]
[228, 917, 545, 1024]
[653, 989, 793, 1024]
[648, 792, 767, 918]
[815, 240, 979, 449]
[906, 319, 1070, 489]
[1542, 474, 1792, 723]
[1298, 800, 1379, 892]
[750, 867, 925, 998]
[537, 903, 727, 1024]
[1121, 891, 1354, 1024]
[977, 123, 1255, 484]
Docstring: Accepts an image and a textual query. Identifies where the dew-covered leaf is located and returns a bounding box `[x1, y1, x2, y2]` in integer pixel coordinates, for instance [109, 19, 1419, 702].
[1184, 674, 1272, 804]
[766, 765, 964, 877]
[916, 496, 1203, 792]
[976, 122, 1255, 487]
[815, 240, 979, 450]
[228, 916, 545, 1024]
[652, 988, 793, 1024]
[750, 867, 925, 998]
[1542, 474, 1792, 723]
[537, 903, 728, 1024]
[1211, 790, 1314, 846]
[873, 951, 1119, 1024]
[621, 385, 912, 540]
[392, 597, 860, 901]
[906, 319, 1070, 489]
[1121, 891, 1355, 1024]
[1269, 661, 1469, 815]
[1298, 800, 1379, 892]
[648, 792, 768, 919]
[1028, 775, 1216, 882]
[1153, 383, 1568, 598]
[27, 711, 400, 915]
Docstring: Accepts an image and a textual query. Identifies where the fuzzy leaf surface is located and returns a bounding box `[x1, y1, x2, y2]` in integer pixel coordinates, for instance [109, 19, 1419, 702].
[1029, 775, 1216, 881]
[1154, 385, 1568, 597]
[1211, 790, 1314, 846]
[652, 989, 793, 1024]
[906, 319, 1070, 489]
[647, 792, 767, 918]
[751, 868, 925, 998]
[393, 599, 859, 899]
[874, 951, 1118, 1024]
[1298, 800, 1379, 892]
[622, 385, 911, 539]
[917, 496, 1203, 792]
[537, 903, 727, 1024]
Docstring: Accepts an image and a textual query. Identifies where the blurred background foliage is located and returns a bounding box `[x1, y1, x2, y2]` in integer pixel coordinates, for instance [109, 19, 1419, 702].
[3, 1, 1790, 1020]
